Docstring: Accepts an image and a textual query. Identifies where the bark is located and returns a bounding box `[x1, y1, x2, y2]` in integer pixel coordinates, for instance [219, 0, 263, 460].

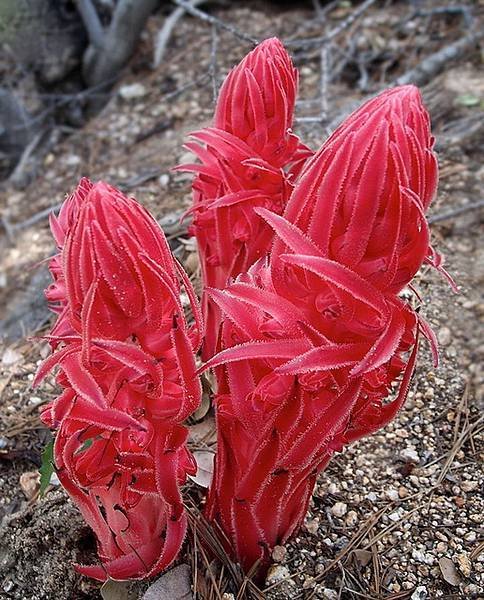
[82, 0, 160, 89]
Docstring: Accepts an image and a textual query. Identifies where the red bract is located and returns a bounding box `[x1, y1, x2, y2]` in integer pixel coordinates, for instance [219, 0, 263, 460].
[36, 180, 202, 580]
[180, 38, 313, 358]
[201, 85, 444, 576]
[45, 177, 93, 342]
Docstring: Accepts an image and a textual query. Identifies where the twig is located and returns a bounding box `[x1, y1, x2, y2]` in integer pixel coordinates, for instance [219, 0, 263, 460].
[286, 0, 377, 48]
[210, 23, 219, 102]
[302, 507, 388, 599]
[319, 44, 330, 121]
[172, 0, 258, 45]
[76, 0, 104, 48]
[437, 414, 484, 485]
[7, 130, 46, 186]
[403, 5, 474, 30]
[360, 506, 423, 552]
[394, 29, 484, 87]
[428, 200, 484, 224]
[153, 0, 208, 68]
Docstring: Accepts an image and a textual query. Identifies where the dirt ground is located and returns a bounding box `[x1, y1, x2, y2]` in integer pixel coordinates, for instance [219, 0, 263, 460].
[0, 1, 483, 599]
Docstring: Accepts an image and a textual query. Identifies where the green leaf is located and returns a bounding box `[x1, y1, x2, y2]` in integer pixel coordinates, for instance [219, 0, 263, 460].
[76, 437, 94, 454]
[455, 94, 480, 107]
[39, 441, 54, 497]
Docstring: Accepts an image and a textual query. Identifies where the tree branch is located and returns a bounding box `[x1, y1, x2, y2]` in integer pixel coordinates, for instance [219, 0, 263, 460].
[394, 29, 484, 87]
[83, 0, 160, 89]
[76, 0, 104, 49]
[172, 0, 258, 45]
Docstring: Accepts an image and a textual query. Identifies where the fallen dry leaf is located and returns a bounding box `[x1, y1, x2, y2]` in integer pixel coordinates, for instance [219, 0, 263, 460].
[188, 450, 214, 488]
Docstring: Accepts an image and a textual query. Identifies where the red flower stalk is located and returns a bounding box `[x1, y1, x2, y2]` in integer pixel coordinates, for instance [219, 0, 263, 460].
[201, 86, 444, 576]
[180, 38, 313, 358]
[36, 180, 202, 580]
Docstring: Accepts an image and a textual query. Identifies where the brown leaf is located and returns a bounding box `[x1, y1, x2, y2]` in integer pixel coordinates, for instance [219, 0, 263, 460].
[352, 549, 372, 568]
[188, 451, 214, 488]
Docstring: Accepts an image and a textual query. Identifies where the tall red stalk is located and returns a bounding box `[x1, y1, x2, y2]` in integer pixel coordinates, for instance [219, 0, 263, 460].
[201, 85, 445, 576]
[180, 37, 313, 358]
[36, 180, 202, 580]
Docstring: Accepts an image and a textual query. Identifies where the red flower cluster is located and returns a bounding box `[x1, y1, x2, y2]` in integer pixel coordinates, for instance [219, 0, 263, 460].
[179, 37, 313, 358]
[201, 85, 444, 574]
[37, 38, 450, 586]
[36, 180, 202, 580]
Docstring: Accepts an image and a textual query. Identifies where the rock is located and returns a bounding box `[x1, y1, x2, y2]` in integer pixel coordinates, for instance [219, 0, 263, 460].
[345, 510, 358, 527]
[1, 348, 23, 366]
[331, 502, 347, 517]
[400, 447, 419, 463]
[119, 83, 147, 100]
[437, 326, 452, 346]
[410, 586, 428, 600]
[266, 565, 294, 586]
[385, 489, 399, 501]
[456, 552, 471, 578]
[305, 518, 319, 534]
[461, 480, 478, 492]
[322, 589, 338, 600]
[439, 557, 461, 586]
[19, 472, 40, 500]
[158, 173, 170, 188]
[142, 564, 192, 600]
[271, 545, 286, 562]
[64, 154, 81, 166]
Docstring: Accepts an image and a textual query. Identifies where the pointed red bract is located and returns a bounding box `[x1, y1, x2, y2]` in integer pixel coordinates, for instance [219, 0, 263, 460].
[180, 37, 313, 358]
[37, 180, 202, 580]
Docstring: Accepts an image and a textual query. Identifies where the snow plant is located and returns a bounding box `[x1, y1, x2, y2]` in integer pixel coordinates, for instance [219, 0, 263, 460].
[200, 84, 452, 574]
[37, 38, 452, 583]
[35, 179, 202, 580]
[179, 38, 313, 358]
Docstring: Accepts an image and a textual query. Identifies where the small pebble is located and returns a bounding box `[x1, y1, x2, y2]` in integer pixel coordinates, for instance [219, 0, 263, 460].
[437, 326, 452, 346]
[271, 545, 286, 562]
[331, 502, 347, 517]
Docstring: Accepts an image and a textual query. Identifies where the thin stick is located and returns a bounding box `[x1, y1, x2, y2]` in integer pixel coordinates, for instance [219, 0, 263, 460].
[428, 199, 484, 224]
[210, 23, 219, 103]
[153, 0, 208, 68]
[286, 0, 377, 48]
[172, 0, 258, 45]
[437, 414, 484, 485]
[76, 0, 104, 48]
[319, 44, 330, 121]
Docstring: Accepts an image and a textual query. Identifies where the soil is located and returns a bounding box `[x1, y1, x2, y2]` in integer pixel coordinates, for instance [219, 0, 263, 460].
[0, 1, 483, 599]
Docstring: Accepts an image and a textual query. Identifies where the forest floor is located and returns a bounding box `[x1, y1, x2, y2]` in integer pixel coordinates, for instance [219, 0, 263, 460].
[0, 1, 483, 599]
